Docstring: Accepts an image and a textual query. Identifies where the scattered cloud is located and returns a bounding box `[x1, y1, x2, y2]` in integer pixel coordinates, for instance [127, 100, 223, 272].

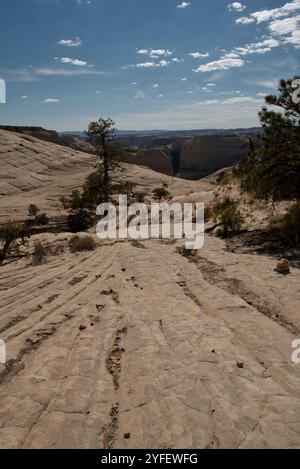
[56, 57, 88, 66]
[136, 60, 170, 68]
[193, 57, 245, 72]
[197, 95, 262, 105]
[236, 1, 300, 48]
[197, 99, 220, 105]
[189, 52, 210, 58]
[136, 48, 173, 58]
[35, 68, 107, 76]
[228, 3, 246, 12]
[57, 38, 82, 47]
[177, 1, 191, 8]
[43, 98, 60, 103]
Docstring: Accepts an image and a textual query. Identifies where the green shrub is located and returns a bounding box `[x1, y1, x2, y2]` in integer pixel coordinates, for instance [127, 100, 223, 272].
[213, 197, 237, 217]
[153, 187, 170, 201]
[28, 204, 39, 218]
[69, 235, 97, 253]
[217, 207, 245, 238]
[27, 204, 49, 225]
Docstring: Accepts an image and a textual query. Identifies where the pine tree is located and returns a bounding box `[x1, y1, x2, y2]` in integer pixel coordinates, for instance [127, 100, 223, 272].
[236, 77, 300, 201]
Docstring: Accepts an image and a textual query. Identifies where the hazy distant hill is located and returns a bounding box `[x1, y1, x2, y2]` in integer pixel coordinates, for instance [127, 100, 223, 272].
[61, 127, 261, 139]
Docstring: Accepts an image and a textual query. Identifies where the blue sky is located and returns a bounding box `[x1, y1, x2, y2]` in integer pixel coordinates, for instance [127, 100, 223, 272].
[0, 0, 299, 130]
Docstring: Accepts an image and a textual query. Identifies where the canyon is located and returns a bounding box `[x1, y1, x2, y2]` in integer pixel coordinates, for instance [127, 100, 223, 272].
[1, 126, 255, 179]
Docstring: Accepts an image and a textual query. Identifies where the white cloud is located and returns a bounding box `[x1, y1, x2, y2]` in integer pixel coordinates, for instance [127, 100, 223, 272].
[236, 16, 255, 24]
[189, 52, 210, 58]
[36, 68, 106, 76]
[152, 84, 159, 88]
[57, 38, 82, 47]
[228, 3, 246, 12]
[233, 38, 280, 55]
[222, 96, 262, 104]
[177, 1, 191, 8]
[197, 96, 262, 105]
[136, 60, 170, 68]
[237, 2, 300, 49]
[269, 15, 300, 47]
[193, 57, 245, 72]
[57, 57, 88, 66]
[251, 1, 300, 23]
[21, 95, 28, 99]
[43, 98, 60, 103]
[136, 48, 173, 58]
[197, 99, 220, 105]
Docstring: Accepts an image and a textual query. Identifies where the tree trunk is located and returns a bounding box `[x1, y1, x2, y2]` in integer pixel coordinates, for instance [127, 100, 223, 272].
[102, 136, 109, 203]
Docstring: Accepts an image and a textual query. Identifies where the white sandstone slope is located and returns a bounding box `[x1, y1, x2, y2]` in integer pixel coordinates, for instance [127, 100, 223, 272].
[0, 130, 300, 449]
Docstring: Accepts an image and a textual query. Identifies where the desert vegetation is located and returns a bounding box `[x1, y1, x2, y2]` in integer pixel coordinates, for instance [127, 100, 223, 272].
[235, 77, 300, 246]
[69, 235, 97, 253]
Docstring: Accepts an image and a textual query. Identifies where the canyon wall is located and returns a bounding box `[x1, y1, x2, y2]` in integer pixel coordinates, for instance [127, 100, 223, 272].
[123, 149, 174, 176]
[176, 135, 248, 179]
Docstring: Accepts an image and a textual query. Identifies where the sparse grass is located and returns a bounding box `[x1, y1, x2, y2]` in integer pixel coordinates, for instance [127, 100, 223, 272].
[69, 235, 97, 253]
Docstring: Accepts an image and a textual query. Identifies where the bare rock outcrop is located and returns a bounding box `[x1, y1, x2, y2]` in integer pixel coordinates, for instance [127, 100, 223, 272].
[0, 126, 95, 154]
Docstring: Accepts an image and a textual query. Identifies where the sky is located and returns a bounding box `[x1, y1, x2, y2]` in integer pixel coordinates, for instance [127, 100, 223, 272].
[0, 0, 299, 131]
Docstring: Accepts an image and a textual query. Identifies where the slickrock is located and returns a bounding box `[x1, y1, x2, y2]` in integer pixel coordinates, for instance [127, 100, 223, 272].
[0, 236, 300, 448]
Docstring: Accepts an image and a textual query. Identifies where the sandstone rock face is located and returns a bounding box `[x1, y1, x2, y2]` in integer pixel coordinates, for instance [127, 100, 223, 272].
[178, 135, 247, 179]
[0, 126, 95, 154]
[0, 129, 206, 224]
[0, 129, 95, 222]
[123, 149, 173, 176]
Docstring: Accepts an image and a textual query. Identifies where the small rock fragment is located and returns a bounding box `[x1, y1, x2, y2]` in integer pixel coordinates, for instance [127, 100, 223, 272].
[275, 259, 290, 274]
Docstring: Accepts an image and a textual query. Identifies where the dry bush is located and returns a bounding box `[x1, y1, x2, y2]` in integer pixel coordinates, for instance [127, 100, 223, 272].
[32, 240, 46, 265]
[69, 235, 96, 253]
